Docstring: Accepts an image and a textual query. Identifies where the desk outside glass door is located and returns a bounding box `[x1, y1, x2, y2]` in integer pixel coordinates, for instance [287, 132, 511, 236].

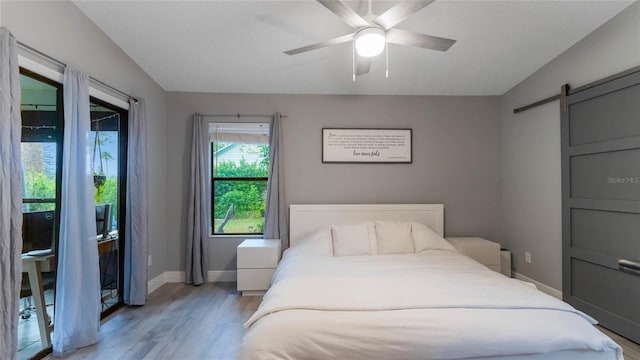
[21, 253, 55, 348]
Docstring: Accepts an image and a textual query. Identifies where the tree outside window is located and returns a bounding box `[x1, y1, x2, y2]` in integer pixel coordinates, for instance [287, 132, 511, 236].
[211, 124, 270, 235]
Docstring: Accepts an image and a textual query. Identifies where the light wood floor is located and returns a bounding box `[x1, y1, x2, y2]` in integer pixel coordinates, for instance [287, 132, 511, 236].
[45, 282, 639, 360]
[45, 283, 259, 360]
[600, 327, 640, 360]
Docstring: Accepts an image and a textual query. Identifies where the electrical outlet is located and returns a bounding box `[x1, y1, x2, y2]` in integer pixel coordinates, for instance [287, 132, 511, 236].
[148, 255, 152, 266]
[524, 252, 532, 264]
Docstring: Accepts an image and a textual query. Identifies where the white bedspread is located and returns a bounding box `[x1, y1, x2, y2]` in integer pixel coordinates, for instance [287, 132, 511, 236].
[239, 251, 622, 360]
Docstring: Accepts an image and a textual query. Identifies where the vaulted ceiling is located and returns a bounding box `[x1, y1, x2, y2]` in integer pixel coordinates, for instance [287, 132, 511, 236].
[74, 0, 633, 95]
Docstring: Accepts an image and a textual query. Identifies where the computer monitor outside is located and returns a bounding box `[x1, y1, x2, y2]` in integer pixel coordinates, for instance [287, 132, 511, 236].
[96, 204, 112, 239]
[22, 210, 55, 253]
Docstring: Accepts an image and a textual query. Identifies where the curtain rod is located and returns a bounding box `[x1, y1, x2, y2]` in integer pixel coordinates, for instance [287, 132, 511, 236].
[199, 113, 287, 119]
[17, 40, 139, 104]
[513, 65, 640, 114]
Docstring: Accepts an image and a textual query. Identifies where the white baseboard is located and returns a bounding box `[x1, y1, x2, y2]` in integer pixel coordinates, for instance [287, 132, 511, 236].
[164, 271, 186, 283]
[148, 270, 237, 295]
[147, 272, 167, 294]
[513, 272, 562, 299]
[208, 270, 237, 282]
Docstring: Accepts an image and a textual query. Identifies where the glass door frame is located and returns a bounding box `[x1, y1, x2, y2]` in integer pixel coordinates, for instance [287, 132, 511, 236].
[89, 96, 128, 319]
[19, 67, 63, 360]
[18, 68, 130, 359]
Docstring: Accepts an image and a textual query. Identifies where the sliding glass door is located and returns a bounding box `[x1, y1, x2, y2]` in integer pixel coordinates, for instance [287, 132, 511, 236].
[17, 69, 129, 360]
[90, 98, 127, 316]
[19, 69, 63, 359]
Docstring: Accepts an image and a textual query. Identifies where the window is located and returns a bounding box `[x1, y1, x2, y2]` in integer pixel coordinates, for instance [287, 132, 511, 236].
[211, 123, 270, 235]
[90, 99, 124, 233]
[20, 69, 63, 216]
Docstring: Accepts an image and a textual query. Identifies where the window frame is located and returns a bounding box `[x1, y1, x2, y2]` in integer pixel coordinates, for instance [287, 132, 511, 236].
[210, 141, 269, 237]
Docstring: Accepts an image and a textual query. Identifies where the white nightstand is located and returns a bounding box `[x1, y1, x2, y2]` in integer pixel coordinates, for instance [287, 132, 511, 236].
[237, 239, 281, 296]
[446, 237, 502, 274]
[500, 250, 512, 277]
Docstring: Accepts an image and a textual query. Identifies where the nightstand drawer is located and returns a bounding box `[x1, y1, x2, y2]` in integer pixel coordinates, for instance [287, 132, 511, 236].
[237, 239, 281, 268]
[237, 268, 276, 291]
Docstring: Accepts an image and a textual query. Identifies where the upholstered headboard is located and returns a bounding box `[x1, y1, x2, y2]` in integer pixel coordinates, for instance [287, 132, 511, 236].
[289, 204, 444, 247]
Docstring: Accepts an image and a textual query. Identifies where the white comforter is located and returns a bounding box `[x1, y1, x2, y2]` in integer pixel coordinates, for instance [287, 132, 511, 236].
[239, 251, 622, 360]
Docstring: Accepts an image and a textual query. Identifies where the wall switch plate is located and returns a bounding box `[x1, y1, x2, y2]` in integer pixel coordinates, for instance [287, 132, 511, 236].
[525, 252, 532, 264]
[148, 255, 152, 266]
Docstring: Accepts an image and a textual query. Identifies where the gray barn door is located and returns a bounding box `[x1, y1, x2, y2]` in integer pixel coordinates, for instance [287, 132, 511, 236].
[561, 70, 640, 343]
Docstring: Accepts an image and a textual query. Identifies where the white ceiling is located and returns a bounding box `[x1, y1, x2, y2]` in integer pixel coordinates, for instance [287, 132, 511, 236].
[74, 0, 632, 96]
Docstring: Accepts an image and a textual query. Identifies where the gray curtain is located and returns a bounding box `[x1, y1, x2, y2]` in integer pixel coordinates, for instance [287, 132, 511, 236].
[124, 98, 149, 305]
[0, 27, 23, 360]
[53, 67, 100, 355]
[264, 113, 288, 248]
[186, 113, 209, 285]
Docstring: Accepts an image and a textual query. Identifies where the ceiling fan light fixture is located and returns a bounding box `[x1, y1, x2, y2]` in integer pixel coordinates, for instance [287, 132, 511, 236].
[355, 27, 386, 57]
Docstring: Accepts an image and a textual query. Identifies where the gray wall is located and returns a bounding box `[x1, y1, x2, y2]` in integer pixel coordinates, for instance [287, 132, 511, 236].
[166, 93, 502, 271]
[7, 0, 636, 288]
[501, 2, 640, 290]
[1, 1, 169, 279]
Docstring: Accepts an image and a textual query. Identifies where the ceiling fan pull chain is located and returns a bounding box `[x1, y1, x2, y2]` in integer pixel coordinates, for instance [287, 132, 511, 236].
[386, 43, 389, 78]
[352, 41, 356, 82]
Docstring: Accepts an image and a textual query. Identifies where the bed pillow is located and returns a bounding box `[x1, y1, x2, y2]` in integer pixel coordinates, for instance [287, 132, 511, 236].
[332, 222, 372, 256]
[412, 222, 458, 253]
[288, 226, 333, 256]
[375, 221, 414, 254]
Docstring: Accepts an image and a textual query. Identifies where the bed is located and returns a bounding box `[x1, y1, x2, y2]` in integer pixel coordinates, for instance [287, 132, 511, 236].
[238, 204, 622, 360]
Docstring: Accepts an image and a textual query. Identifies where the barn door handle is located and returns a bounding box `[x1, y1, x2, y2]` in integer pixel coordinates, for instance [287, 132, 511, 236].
[618, 259, 640, 276]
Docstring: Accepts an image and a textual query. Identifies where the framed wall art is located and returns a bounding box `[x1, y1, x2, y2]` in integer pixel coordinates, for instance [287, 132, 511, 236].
[322, 128, 412, 163]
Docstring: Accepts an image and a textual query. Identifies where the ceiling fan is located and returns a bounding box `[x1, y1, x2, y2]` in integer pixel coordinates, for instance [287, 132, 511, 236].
[284, 0, 456, 78]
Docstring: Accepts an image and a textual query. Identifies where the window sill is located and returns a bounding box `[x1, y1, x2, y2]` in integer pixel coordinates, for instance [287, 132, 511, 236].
[209, 234, 263, 239]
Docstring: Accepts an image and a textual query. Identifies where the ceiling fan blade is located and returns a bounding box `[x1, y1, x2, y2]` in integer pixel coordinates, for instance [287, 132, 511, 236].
[284, 33, 356, 55]
[355, 55, 371, 76]
[374, 1, 434, 30]
[317, 0, 370, 28]
[386, 28, 456, 52]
